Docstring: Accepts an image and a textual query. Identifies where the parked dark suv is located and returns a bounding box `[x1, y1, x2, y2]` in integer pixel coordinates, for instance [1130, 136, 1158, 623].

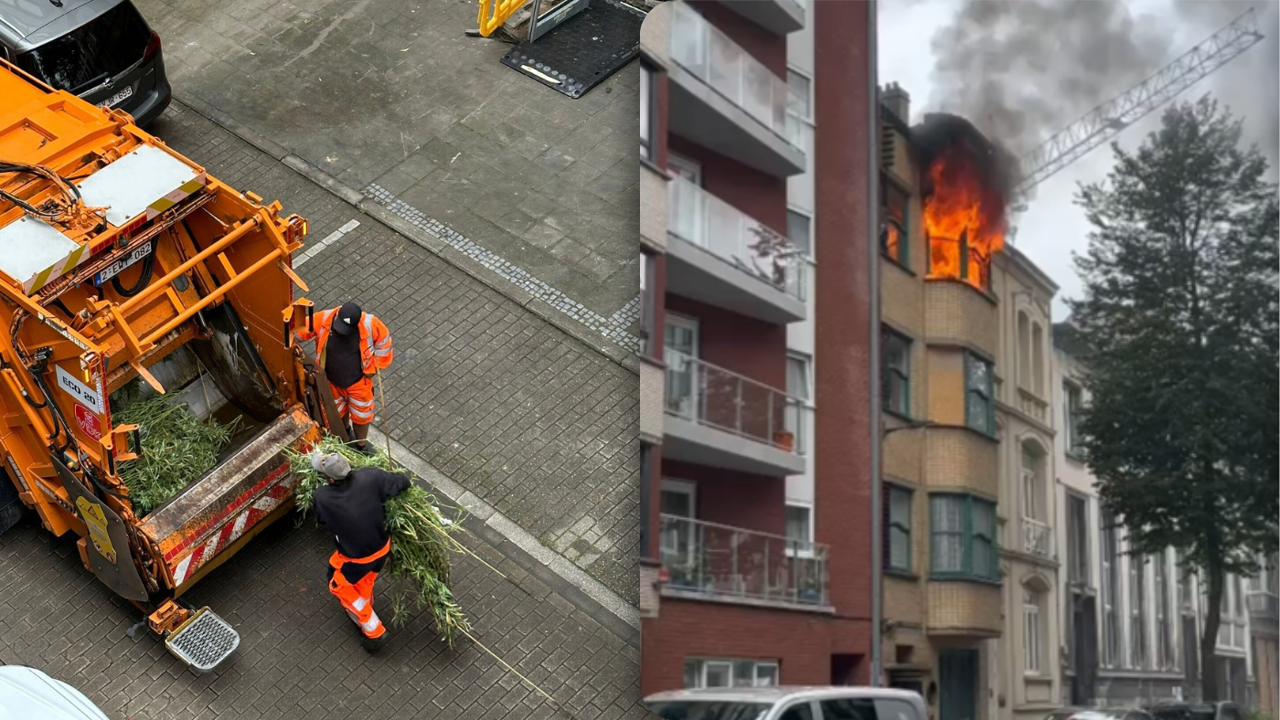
[0, 0, 171, 127]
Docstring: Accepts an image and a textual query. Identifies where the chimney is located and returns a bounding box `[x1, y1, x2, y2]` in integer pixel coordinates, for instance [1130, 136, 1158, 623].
[882, 82, 910, 124]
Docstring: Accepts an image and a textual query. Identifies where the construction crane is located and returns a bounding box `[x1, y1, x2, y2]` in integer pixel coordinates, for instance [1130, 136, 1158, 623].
[1009, 6, 1264, 212]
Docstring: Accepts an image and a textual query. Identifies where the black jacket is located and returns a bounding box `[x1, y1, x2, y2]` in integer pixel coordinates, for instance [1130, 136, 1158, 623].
[313, 467, 410, 582]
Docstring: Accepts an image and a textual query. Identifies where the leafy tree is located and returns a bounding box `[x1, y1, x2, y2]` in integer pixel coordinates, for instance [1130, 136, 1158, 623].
[1068, 96, 1278, 700]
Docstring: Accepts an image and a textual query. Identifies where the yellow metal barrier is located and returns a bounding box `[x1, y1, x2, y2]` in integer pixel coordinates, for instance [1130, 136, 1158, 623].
[478, 0, 525, 36]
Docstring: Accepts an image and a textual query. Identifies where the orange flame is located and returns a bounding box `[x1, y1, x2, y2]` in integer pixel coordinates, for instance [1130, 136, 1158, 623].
[922, 145, 1006, 291]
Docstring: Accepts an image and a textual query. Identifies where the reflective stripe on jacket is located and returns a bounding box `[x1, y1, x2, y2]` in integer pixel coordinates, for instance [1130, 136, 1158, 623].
[296, 306, 394, 375]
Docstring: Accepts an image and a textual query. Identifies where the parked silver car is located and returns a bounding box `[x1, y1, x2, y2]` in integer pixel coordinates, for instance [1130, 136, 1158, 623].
[645, 686, 929, 720]
[0, 0, 171, 127]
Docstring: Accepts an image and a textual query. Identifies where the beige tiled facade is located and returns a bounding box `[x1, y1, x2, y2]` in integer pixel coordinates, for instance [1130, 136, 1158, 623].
[878, 86, 1001, 720]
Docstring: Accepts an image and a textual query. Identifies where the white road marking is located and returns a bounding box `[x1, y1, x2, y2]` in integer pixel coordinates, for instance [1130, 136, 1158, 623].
[294, 219, 360, 267]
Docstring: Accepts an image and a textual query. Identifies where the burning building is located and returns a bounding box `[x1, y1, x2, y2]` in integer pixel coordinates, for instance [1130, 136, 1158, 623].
[877, 85, 1009, 717]
[913, 113, 1016, 293]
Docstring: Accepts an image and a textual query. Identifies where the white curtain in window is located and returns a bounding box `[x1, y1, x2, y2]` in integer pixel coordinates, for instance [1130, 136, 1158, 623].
[931, 497, 964, 572]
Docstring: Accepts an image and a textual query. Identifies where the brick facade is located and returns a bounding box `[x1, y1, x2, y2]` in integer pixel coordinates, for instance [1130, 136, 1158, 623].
[640, 0, 875, 698]
[642, 598, 867, 691]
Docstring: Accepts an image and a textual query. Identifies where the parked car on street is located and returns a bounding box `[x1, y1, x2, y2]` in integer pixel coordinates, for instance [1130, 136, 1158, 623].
[0, 0, 171, 127]
[645, 686, 928, 720]
[0, 665, 111, 720]
[1148, 700, 1246, 720]
[1045, 708, 1157, 720]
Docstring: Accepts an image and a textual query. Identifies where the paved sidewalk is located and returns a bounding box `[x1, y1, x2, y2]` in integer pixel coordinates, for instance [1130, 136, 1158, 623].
[133, 0, 640, 348]
[150, 102, 640, 606]
[0, 473, 646, 719]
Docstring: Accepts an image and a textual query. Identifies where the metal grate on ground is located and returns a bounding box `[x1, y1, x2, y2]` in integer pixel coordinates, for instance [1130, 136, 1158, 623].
[501, 0, 645, 99]
[165, 608, 240, 673]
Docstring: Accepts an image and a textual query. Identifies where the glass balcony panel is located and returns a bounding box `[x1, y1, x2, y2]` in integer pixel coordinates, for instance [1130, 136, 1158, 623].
[667, 177, 806, 301]
[743, 60, 773, 128]
[669, 3, 802, 152]
[660, 514, 829, 607]
[663, 349, 802, 453]
[708, 29, 743, 106]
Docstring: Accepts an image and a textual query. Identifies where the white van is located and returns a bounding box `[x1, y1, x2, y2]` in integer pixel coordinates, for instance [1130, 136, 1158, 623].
[645, 686, 929, 720]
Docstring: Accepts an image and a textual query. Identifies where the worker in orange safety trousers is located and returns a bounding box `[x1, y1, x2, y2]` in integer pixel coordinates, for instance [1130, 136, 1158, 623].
[310, 451, 410, 652]
[296, 301, 394, 456]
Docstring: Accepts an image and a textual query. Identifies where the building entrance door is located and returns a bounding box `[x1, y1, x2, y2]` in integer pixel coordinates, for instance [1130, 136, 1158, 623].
[939, 649, 977, 720]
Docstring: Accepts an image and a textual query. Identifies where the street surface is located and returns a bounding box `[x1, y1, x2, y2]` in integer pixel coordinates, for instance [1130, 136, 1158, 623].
[0, 507, 646, 719]
[152, 102, 641, 606]
[0, 0, 646, 714]
[134, 0, 641, 349]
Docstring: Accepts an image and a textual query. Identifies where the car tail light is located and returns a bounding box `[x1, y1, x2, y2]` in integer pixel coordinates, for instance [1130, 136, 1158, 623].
[143, 31, 161, 62]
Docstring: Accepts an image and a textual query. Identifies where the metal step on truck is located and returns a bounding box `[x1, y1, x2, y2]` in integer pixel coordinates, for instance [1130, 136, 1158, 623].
[0, 58, 353, 672]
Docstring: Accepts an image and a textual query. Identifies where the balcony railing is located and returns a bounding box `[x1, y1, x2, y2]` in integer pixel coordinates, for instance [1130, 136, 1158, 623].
[1022, 517, 1053, 559]
[665, 349, 803, 453]
[670, 2, 803, 150]
[1017, 387, 1049, 424]
[669, 176, 806, 301]
[659, 514, 829, 607]
[1248, 591, 1279, 620]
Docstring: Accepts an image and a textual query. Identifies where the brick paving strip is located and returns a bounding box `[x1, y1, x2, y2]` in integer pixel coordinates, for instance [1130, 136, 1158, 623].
[173, 92, 640, 370]
[150, 101, 641, 607]
[0, 436, 646, 719]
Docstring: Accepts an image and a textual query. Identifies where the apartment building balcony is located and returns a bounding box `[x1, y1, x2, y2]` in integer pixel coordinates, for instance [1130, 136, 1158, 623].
[667, 2, 806, 178]
[667, 176, 807, 324]
[719, 0, 805, 36]
[1021, 517, 1054, 560]
[1249, 592, 1279, 622]
[659, 514, 831, 611]
[664, 349, 807, 476]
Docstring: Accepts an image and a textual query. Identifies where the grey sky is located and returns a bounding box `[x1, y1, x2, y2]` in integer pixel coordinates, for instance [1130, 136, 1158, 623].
[878, 0, 1280, 318]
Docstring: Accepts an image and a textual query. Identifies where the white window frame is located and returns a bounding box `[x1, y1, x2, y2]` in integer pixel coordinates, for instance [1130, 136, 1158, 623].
[1130, 554, 1148, 669]
[787, 207, 813, 259]
[660, 479, 697, 560]
[668, 151, 701, 185]
[703, 660, 733, 688]
[785, 351, 813, 456]
[787, 66, 812, 122]
[1021, 450, 1039, 522]
[785, 502, 814, 559]
[664, 313, 701, 418]
[786, 351, 812, 403]
[1064, 380, 1084, 456]
[1024, 589, 1043, 675]
[754, 661, 780, 687]
[1101, 508, 1120, 667]
[640, 62, 655, 161]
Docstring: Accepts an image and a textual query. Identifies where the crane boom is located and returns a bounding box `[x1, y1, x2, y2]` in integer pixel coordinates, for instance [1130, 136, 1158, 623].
[1012, 7, 1263, 204]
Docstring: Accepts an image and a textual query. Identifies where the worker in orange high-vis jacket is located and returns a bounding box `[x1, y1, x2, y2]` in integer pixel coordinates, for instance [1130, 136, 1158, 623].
[296, 301, 393, 456]
[310, 451, 410, 651]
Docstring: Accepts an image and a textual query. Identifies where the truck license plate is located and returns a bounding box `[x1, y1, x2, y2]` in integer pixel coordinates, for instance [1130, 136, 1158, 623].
[101, 85, 134, 108]
[94, 241, 152, 287]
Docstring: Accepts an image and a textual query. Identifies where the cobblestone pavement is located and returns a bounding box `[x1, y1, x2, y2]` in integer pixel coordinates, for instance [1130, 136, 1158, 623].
[0, 501, 647, 719]
[133, 0, 641, 341]
[150, 102, 640, 605]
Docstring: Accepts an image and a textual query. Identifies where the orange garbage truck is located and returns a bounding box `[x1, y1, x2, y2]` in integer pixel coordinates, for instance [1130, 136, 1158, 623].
[0, 59, 351, 672]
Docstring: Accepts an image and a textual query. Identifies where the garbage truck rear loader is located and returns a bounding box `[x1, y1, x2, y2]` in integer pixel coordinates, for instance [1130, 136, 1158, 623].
[0, 59, 350, 672]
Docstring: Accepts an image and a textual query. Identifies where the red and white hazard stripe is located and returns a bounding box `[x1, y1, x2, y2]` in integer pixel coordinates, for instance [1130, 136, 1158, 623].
[170, 473, 298, 587]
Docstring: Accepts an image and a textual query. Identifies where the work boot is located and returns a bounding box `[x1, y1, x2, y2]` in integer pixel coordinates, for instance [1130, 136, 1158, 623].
[361, 633, 389, 653]
[354, 442, 375, 458]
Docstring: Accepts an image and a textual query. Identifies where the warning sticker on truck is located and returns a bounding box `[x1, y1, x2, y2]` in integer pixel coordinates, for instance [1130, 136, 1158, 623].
[57, 365, 103, 414]
[75, 404, 103, 442]
[76, 496, 117, 564]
